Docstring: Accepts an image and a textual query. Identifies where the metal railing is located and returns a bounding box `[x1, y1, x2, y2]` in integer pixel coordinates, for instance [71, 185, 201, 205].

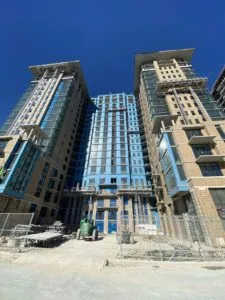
[117, 213, 225, 262]
[0, 213, 34, 252]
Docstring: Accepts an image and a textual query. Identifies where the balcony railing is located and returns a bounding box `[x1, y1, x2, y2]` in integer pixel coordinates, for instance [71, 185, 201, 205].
[196, 154, 225, 163]
[188, 135, 216, 145]
[155, 77, 208, 91]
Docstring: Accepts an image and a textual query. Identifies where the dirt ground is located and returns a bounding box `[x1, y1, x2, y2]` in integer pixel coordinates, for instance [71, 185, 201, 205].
[0, 235, 225, 299]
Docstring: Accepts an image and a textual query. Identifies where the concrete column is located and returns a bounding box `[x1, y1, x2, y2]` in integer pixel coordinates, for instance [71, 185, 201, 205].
[117, 195, 123, 232]
[137, 194, 143, 223]
[33, 206, 41, 224]
[93, 197, 97, 224]
[70, 197, 77, 225]
[153, 61, 162, 81]
[167, 205, 176, 238]
[147, 195, 153, 223]
[189, 87, 211, 121]
[128, 195, 134, 232]
[64, 197, 72, 224]
[162, 213, 170, 236]
[104, 210, 108, 234]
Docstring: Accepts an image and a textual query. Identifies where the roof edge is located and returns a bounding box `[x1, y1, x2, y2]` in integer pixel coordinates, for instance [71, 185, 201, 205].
[134, 48, 195, 94]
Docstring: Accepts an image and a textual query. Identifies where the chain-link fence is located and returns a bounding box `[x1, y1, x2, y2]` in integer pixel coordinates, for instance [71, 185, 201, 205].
[117, 213, 225, 261]
[0, 213, 34, 252]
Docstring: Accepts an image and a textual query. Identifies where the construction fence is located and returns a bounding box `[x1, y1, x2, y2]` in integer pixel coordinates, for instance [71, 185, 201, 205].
[117, 213, 225, 262]
[0, 213, 34, 252]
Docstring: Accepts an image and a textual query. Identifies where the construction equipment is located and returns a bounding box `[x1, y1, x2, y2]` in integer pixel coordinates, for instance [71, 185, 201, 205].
[76, 218, 98, 241]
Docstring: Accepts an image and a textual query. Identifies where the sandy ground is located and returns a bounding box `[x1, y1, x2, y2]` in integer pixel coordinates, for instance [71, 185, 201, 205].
[0, 235, 225, 299]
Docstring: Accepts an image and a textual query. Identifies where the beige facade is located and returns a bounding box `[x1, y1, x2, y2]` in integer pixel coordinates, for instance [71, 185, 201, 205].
[135, 49, 225, 239]
[0, 61, 89, 224]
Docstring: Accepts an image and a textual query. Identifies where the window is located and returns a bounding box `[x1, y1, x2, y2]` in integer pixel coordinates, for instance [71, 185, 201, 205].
[108, 211, 117, 220]
[185, 129, 202, 140]
[29, 203, 37, 213]
[44, 190, 52, 202]
[209, 188, 225, 229]
[90, 166, 96, 173]
[216, 125, 225, 140]
[89, 179, 95, 186]
[97, 199, 104, 208]
[121, 165, 126, 173]
[51, 168, 58, 177]
[110, 199, 117, 207]
[192, 144, 212, 158]
[48, 179, 55, 189]
[124, 196, 129, 205]
[121, 177, 127, 184]
[209, 189, 225, 209]
[122, 210, 129, 221]
[54, 194, 59, 203]
[100, 178, 105, 184]
[199, 162, 222, 176]
[96, 211, 104, 220]
[0, 140, 8, 150]
[167, 132, 175, 145]
[111, 178, 117, 184]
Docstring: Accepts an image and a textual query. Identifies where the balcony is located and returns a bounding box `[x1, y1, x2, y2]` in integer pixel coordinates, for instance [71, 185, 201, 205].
[117, 185, 152, 194]
[155, 77, 208, 91]
[152, 114, 179, 134]
[152, 173, 160, 179]
[182, 124, 204, 130]
[21, 124, 48, 139]
[196, 154, 225, 163]
[64, 186, 96, 195]
[188, 135, 216, 145]
[98, 189, 117, 196]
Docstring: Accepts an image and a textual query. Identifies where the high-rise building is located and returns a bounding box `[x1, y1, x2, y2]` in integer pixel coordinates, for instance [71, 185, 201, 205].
[61, 93, 155, 234]
[212, 65, 225, 114]
[0, 61, 88, 223]
[1, 50, 225, 237]
[135, 49, 225, 234]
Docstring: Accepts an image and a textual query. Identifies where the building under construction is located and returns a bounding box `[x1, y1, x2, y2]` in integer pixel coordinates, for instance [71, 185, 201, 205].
[61, 93, 156, 234]
[1, 49, 225, 240]
[0, 62, 89, 223]
[135, 49, 225, 240]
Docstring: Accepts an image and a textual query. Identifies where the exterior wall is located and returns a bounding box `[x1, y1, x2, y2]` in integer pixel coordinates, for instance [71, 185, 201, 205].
[212, 66, 225, 113]
[63, 93, 154, 233]
[0, 62, 88, 225]
[136, 50, 225, 238]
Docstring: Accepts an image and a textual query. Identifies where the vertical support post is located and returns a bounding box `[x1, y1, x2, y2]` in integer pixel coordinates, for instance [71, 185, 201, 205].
[24, 213, 34, 248]
[0, 213, 10, 236]
[88, 195, 92, 219]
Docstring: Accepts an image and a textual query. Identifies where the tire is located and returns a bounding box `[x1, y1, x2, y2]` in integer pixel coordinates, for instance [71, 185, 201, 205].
[76, 229, 81, 240]
[92, 229, 98, 241]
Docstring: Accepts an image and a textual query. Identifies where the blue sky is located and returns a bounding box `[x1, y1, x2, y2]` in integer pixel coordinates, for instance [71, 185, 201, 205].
[0, 0, 225, 125]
